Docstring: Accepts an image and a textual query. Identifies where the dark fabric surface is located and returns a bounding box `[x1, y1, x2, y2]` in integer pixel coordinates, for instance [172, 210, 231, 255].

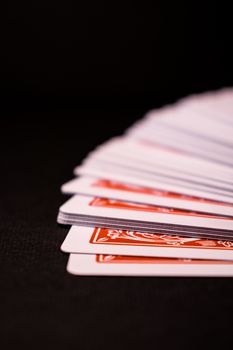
[1, 109, 233, 349]
[2, 1, 233, 103]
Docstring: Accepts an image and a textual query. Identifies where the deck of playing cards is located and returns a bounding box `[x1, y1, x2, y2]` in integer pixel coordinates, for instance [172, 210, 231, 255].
[58, 88, 233, 276]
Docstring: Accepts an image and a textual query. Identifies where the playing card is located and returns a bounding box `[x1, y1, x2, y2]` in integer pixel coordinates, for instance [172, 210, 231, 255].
[57, 195, 233, 239]
[75, 165, 233, 204]
[91, 138, 233, 181]
[61, 177, 233, 217]
[127, 129, 233, 166]
[126, 110, 233, 166]
[128, 121, 233, 160]
[147, 106, 233, 146]
[67, 253, 233, 276]
[84, 137, 233, 186]
[81, 158, 233, 196]
[83, 144, 233, 191]
[132, 99, 233, 144]
[61, 226, 233, 261]
[128, 136, 233, 167]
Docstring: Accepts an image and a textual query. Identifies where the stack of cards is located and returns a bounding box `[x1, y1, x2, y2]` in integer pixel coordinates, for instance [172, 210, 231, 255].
[58, 88, 233, 276]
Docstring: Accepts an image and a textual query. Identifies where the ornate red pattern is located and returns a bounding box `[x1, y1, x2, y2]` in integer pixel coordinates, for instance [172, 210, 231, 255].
[90, 228, 233, 250]
[96, 254, 233, 264]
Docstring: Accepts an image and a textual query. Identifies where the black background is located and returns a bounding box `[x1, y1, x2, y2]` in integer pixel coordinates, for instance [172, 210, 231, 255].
[1, 1, 233, 349]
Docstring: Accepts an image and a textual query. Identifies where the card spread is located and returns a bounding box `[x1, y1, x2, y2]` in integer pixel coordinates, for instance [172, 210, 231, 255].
[57, 88, 233, 277]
